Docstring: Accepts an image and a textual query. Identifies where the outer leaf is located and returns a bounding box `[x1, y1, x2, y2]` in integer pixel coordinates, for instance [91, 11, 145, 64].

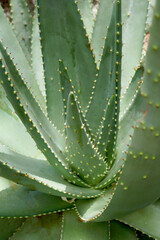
[10, 214, 62, 240]
[146, 0, 156, 32]
[0, 43, 65, 153]
[0, 145, 103, 199]
[77, 0, 94, 40]
[120, 66, 143, 118]
[91, 0, 113, 65]
[119, 200, 160, 240]
[95, 92, 145, 190]
[10, 0, 32, 62]
[0, 56, 89, 187]
[0, 84, 42, 159]
[91, 0, 149, 93]
[0, 177, 73, 217]
[0, 4, 45, 110]
[121, 0, 149, 94]
[86, 0, 122, 138]
[37, 0, 97, 130]
[90, 0, 160, 220]
[0, 218, 25, 240]
[31, 4, 46, 99]
[110, 221, 138, 240]
[61, 210, 109, 240]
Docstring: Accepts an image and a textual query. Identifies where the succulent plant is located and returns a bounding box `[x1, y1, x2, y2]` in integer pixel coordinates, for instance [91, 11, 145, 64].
[0, 0, 159, 239]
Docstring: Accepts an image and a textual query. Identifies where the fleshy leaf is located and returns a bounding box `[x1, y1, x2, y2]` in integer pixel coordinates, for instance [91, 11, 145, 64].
[110, 221, 138, 240]
[10, 0, 32, 62]
[0, 177, 73, 217]
[0, 4, 45, 110]
[0, 145, 103, 199]
[119, 200, 160, 240]
[77, 0, 94, 41]
[10, 213, 62, 240]
[37, 0, 97, 130]
[0, 56, 90, 187]
[31, 4, 46, 99]
[91, 0, 113, 65]
[65, 92, 107, 186]
[0, 218, 25, 240]
[121, 0, 149, 94]
[61, 210, 109, 240]
[86, 0, 122, 139]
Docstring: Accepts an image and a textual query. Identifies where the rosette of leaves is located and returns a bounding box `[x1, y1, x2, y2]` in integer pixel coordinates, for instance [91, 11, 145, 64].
[0, 0, 159, 239]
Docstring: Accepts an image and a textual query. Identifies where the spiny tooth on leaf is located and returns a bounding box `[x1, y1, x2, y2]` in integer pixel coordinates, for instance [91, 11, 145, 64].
[119, 200, 160, 239]
[31, 3, 46, 100]
[0, 177, 73, 218]
[37, 0, 97, 130]
[0, 145, 103, 199]
[91, 0, 114, 65]
[76, 0, 94, 41]
[120, 66, 144, 119]
[0, 42, 65, 154]
[121, 0, 149, 94]
[86, 0, 122, 137]
[10, 0, 32, 62]
[0, 4, 45, 110]
[94, 95, 115, 160]
[59, 59, 72, 121]
[0, 56, 89, 188]
[65, 92, 107, 186]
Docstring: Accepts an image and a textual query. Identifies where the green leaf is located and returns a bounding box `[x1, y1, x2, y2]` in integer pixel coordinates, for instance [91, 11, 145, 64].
[31, 4, 46, 99]
[137, 232, 155, 240]
[100, 0, 160, 220]
[110, 221, 138, 240]
[10, 0, 32, 62]
[37, 0, 97, 130]
[0, 4, 45, 110]
[61, 210, 109, 240]
[0, 107, 44, 159]
[0, 177, 73, 217]
[0, 218, 25, 240]
[77, 0, 94, 41]
[119, 200, 160, 240]
[94, 95, 115, 159]
[0, 43, 65, 160]
[96, 5, 160, 217]
[121, 0, 149, 94]
[0, 83, 42, 159]
[120, 66, 144, 118]
[86, 0, 122, 138]
[75, 187, 114, 221]
[0, 56, 89, 187]
[10, 213, 62, 240]
[146, 0, 156, 32]
[91, 0, 149, 93]
[65, 92, 107, 186]
[59, 59, 72, 122]
[91, 0, 113, 65]
[0, 145, 103, 199]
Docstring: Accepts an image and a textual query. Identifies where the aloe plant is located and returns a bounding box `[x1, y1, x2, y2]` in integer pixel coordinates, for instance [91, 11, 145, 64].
[0, 0, 159, 239]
